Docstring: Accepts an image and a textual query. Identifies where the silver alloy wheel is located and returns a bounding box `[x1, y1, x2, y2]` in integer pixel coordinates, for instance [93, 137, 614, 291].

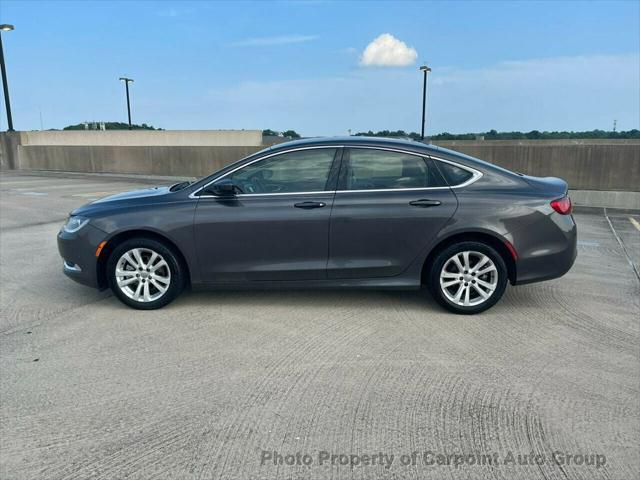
[115, 248, 171, 303]
[440, 251, 498, 307]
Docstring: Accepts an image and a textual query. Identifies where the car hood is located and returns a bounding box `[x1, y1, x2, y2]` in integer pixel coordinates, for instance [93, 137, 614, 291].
[92, 186, 172, 203]
[71, 186, 173, 216]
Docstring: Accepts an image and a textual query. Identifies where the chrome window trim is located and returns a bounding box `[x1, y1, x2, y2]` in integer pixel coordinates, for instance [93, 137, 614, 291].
[336, 186, 450, 194]
[224, 190, 334, 198]
[190, 144, 483, 199]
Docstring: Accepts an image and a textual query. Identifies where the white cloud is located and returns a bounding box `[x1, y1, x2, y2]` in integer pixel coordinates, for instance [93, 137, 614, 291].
[230, 35, 318, 47]
[359, 33, 418, 67]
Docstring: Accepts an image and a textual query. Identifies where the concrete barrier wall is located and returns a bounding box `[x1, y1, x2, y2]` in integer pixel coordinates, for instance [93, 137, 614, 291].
[17, 145, 262, 177]
[19, 129, 263, 147]
[1, 129, 264, 177]
[0, 132, 20, 169]
[2, 133, 639, 193]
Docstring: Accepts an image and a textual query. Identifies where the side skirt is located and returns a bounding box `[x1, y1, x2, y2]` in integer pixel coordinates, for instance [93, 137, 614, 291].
[192, 277, 421, 291]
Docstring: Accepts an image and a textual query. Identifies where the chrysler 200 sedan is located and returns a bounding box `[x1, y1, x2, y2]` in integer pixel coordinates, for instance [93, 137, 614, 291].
[58, 137, 577, 314]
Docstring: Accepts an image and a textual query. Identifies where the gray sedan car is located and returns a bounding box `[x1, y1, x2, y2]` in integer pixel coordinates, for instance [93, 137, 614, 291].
[57, 137, 577, 314]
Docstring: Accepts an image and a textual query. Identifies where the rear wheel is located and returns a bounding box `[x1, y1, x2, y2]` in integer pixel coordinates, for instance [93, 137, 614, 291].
[107, 238, 185, 310]
[428, 241, 508, 314]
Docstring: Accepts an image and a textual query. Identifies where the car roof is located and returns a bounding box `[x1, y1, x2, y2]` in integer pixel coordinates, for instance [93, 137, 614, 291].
[266, 136, 443, 154]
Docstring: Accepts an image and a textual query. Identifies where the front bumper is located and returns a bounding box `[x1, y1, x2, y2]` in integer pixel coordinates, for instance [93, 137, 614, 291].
[512, 212, 578, 285]
[57, 223, 107, 289]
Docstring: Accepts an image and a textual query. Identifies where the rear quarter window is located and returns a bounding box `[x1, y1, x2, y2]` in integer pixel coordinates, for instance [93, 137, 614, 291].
[436, 161, 474, 186]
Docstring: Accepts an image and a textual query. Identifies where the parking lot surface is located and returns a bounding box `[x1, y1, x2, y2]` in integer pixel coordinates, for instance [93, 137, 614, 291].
[1, 170, 638, 480]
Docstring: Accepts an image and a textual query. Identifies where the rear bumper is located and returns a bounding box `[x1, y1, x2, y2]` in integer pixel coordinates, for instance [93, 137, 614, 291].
[57, 224, 106, 289]
[512, 213, 577, 285]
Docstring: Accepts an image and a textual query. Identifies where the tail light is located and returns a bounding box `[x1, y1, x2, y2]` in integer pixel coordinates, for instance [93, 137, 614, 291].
[551, 196, 572, 215]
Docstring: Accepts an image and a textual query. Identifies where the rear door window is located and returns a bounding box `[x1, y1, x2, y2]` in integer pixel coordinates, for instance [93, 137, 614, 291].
[341, 148, 447, 191]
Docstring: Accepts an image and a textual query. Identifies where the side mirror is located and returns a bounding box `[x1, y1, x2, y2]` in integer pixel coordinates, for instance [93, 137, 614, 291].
[202, 179, 237, 197]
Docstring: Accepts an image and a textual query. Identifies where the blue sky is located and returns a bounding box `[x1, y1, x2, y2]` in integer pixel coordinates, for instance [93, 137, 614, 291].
[1, 0, 639, 135]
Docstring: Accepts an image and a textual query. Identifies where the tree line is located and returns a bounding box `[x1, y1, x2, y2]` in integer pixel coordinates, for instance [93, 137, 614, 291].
[355, 129, 640, 140]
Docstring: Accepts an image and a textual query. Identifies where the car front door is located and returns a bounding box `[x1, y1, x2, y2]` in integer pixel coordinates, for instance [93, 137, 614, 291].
[194, 147, 341, 282]
[328, 147, 458, 279]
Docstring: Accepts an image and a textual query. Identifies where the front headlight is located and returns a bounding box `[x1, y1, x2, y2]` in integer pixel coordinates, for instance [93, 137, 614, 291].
[62, 216, 89, 233]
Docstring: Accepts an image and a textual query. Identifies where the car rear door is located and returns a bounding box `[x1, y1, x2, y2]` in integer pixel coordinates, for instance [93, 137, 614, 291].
[194, 147, 341, 282]
[327, 147, 457, 279]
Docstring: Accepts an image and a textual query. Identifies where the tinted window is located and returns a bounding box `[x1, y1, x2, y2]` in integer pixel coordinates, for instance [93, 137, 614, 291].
[343, 149, 447, 190]
[436, 161, 474, 186]
[228, 148, 336, 194]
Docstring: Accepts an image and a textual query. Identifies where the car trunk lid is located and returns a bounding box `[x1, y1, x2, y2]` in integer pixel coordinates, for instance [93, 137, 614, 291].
[521, 175, 568, 196]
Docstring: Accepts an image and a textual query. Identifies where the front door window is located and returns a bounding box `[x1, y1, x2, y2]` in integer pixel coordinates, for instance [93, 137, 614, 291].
[227, 148, 337, 194]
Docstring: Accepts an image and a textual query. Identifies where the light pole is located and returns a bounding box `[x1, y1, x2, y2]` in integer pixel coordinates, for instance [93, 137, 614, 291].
[0, 24, 15, 132]
[119, 77, 134, 129]
[419, 65, 431, 141]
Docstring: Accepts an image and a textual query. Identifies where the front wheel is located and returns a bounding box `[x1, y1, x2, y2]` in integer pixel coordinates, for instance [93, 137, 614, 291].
[106, 238, 185, 310]
[428, 241, 508, 314]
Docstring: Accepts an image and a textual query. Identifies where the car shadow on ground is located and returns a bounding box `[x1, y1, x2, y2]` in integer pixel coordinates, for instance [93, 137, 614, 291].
[104, 284, 545, 316]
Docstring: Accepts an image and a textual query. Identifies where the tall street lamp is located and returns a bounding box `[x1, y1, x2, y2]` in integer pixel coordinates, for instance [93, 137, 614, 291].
[419, 65, 431, 141]
[119, 76, 134, 129]
[0, 24, 15, 132]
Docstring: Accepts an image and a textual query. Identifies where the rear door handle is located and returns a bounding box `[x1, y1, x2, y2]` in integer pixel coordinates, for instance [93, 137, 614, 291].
[294, 201, 326, 209]
[409, 199, 442, 207]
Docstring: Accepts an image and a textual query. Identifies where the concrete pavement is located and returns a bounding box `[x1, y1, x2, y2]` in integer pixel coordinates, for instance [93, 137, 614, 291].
[1, 171, 638, 480]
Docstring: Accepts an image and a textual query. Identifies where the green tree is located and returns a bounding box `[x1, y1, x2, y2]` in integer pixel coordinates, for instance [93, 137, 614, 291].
[281, 130, 301, 139]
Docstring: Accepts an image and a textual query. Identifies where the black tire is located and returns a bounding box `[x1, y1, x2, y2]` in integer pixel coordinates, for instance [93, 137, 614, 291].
[428, 241, 508, 314]
[106, 237, 185, 310]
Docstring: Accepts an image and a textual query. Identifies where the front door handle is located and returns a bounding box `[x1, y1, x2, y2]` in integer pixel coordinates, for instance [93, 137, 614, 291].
[294, 201, 326, 209]
[409, 199, 442, 207]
